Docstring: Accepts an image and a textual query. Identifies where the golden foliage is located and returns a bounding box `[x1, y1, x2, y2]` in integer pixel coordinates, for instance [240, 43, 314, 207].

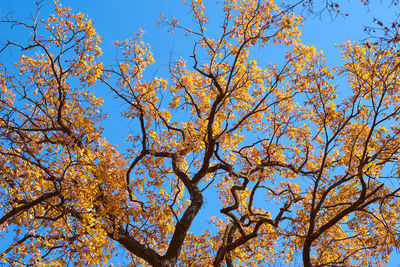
[0, 0, 400, 266]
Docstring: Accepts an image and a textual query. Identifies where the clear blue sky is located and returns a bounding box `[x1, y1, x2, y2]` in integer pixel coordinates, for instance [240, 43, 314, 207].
[1, 0, 399, 265]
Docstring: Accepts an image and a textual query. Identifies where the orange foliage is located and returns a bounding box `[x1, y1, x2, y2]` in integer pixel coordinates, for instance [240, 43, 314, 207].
[0, 1, 400, 266]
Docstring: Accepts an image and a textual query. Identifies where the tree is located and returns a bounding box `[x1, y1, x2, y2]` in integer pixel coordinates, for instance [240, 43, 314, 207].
[0, 0, 400, 266]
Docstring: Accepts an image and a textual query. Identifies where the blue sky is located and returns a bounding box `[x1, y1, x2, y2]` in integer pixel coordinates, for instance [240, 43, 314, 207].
[1, 0, 400, 265]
